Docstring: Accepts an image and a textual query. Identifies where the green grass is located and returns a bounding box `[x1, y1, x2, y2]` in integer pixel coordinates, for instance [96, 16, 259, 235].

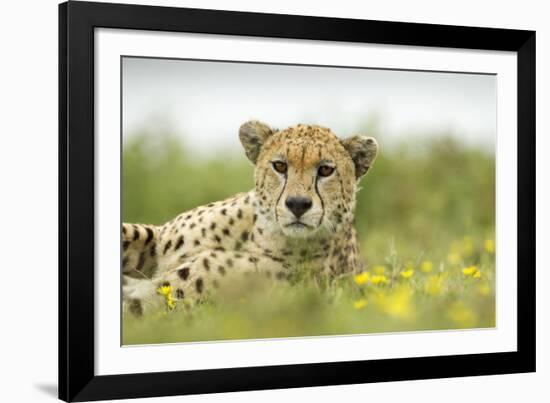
[122, 130, 495, 345]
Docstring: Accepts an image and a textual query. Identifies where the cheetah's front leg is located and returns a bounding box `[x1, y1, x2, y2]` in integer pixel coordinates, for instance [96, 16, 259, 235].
[154, 249, 290, 308]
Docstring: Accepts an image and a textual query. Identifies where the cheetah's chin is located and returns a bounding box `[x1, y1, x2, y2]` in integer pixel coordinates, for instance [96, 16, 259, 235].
[281, 221, 318, 238]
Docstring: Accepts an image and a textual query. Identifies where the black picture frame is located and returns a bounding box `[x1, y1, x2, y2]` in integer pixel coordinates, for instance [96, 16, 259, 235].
[59, 1, 536, 401]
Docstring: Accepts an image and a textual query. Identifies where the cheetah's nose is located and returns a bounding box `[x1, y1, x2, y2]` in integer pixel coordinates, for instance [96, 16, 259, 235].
[285, 196, 313, 219]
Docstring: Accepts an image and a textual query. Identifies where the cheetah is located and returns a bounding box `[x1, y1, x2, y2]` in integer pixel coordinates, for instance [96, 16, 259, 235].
[122, 120, 378, 315]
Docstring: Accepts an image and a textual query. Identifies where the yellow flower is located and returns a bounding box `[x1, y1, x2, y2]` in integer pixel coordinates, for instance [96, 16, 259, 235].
[375, 285, 414, 320]
[371, 274, 389, 285]
[353, 299, 368, 310]
[462, 266, 481, 279]
[484, 239, 495, 254]
[373, 265, 386, 275]
[354, 271, 370, 285]
[166, 295, 176, 309]
[400, 269, 414, 279]
[425, 275, 443, 296]
[420, 260, 433, 273]
[157, 284, 172, 296]
[156, 284, 176, 310]
[462, 266, 477, 276]
[447, 302, 477, 327]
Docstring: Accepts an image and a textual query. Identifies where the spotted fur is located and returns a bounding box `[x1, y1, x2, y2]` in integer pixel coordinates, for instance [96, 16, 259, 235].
[122, 121, 378, 315]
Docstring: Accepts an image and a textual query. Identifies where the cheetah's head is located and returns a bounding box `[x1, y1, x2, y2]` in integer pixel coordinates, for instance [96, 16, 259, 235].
[239, 120, 378, 238]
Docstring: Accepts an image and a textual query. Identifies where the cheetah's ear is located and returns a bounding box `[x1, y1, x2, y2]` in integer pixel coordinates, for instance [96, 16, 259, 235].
[239, 120, 274, 164]
[341, 135, 378, 179]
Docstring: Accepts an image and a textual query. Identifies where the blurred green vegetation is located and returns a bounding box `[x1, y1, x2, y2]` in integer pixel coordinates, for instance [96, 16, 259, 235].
[122, 129, 495, 344]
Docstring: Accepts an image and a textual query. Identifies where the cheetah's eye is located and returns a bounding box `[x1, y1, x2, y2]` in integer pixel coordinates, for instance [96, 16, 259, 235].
[318, 165, 335, 177]
[272, 161, 287, 174]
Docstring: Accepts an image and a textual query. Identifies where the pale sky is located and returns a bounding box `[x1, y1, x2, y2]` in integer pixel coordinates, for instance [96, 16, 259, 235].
[122, 57, 496, 155]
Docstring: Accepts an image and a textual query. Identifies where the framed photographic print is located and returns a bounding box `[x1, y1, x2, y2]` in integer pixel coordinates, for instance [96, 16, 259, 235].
[59, 1, 536, 401]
